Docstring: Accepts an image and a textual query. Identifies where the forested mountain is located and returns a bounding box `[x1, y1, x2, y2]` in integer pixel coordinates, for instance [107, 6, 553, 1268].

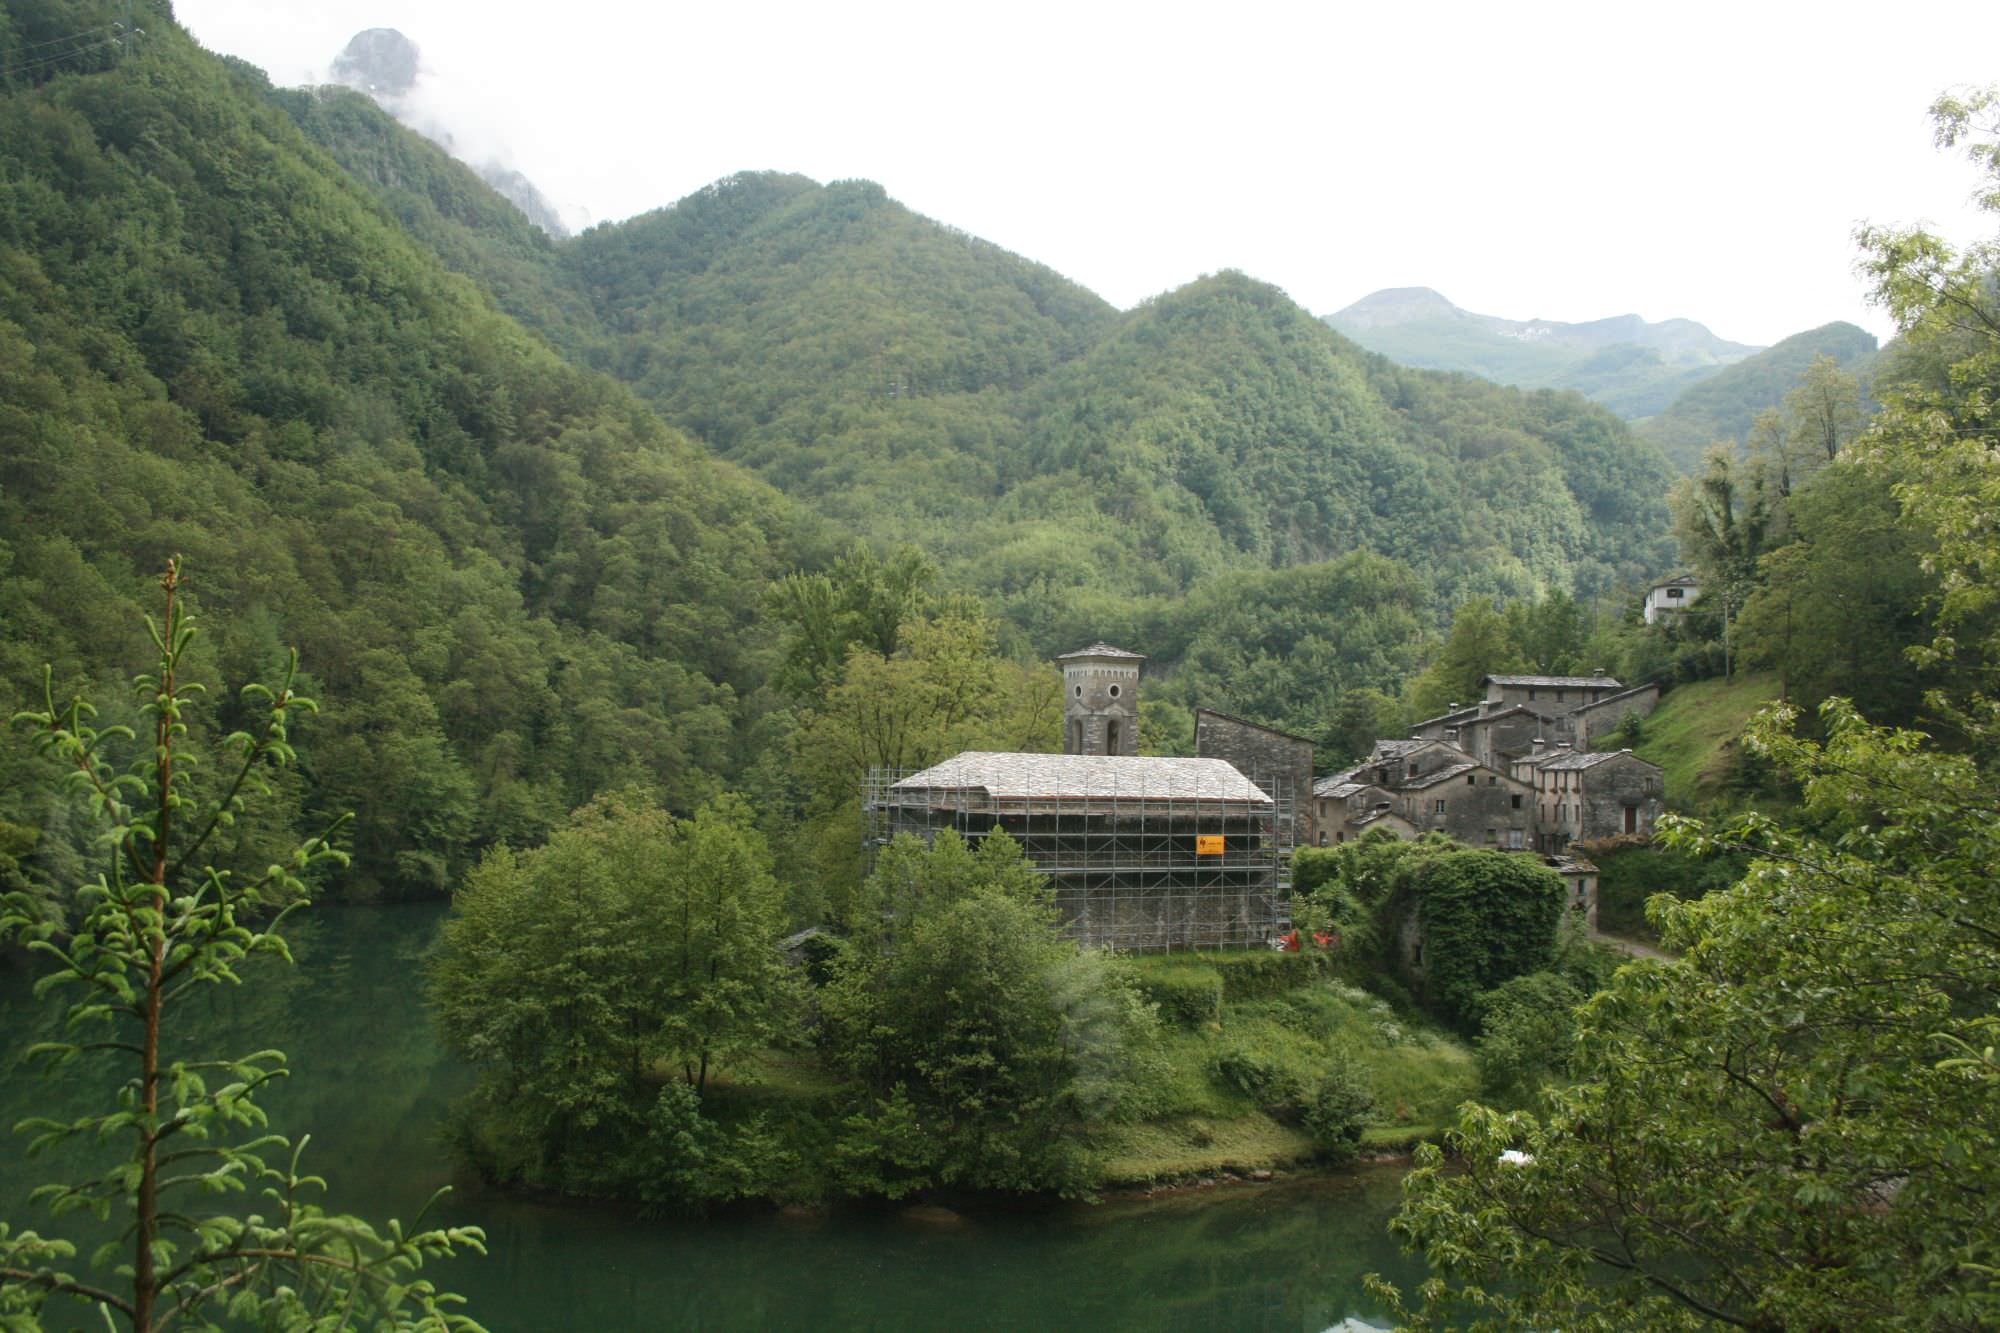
[281, 94, 1678, 660]
[1636, 321, 1879, 470]
[1325, 287, 1761, 418]
[0, 0, 1679, 908]
[0, 0, 821, 899]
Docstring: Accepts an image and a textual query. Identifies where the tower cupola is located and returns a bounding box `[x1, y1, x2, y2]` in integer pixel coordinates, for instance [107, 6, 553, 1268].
[1058, 642, 1144, 756]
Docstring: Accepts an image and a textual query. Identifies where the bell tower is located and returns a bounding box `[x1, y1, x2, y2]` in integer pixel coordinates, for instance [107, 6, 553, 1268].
[1058, 642, 1143, 756]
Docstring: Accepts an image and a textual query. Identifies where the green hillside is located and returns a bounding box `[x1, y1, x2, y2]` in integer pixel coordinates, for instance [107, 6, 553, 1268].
[1637, 321, 1879, 471]
[282, 106, 1680, 735]
[0, 0, 819, 899]
[1628, 673, 1786, 812]
[0, 0, 1683, 900]
[544, 187, 1678, 640]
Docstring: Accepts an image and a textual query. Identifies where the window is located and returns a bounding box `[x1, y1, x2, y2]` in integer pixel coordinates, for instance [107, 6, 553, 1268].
[1433, 799, 1446, 814]
[1667, 587, 1684, 600]
[1106, 720, 1121, 754]
[1466, 774, 1475, 786]
[1108, 684, 1120, 698]
[1555, 690, 1565, 702]
[1511, 794, 1522, 809]
[1485, 828, 1497, 842]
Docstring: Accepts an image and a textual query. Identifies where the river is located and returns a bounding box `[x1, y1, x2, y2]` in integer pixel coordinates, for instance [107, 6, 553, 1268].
[0, 903, 1423, 1330]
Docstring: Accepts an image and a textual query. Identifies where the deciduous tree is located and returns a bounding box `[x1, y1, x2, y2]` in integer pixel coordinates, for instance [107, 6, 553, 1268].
[0, 562, 483, 1332]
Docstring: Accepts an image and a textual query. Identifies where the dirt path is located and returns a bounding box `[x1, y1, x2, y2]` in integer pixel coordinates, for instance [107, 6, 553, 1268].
[1590, 929, 1676, 962]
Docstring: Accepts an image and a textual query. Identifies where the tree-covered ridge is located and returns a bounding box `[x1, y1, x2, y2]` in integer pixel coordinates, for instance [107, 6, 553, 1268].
[0, 2, 819, 900]
[266, 75, 1682, 745]
[552, 179, 1678, 618]
[568, 172, 1119, 441]
[1638, 319, 1880, 471]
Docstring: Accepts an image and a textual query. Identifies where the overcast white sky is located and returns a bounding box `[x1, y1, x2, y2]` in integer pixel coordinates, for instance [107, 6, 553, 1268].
[175, 0, 2000, 347]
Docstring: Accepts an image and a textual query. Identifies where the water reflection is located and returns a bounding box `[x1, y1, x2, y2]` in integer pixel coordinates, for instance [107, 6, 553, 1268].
[0, 905, 1421, 1331]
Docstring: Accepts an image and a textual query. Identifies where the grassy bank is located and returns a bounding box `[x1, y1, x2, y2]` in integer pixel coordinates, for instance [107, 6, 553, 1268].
[1095, 953, 1474, 1186]
[1630, 672, 1784, 812]
[688, 951, 1477, 1195]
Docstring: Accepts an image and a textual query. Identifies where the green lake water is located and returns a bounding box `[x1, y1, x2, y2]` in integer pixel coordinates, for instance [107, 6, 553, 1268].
[0, 904, 1422, 1331]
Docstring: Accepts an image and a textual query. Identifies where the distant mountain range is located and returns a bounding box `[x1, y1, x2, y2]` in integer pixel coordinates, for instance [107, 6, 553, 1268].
[1635, 322, 1880, 471]
[1325, 287, 1763, 419]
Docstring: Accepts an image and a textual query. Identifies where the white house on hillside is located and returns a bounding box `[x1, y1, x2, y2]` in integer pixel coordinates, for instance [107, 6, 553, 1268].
[1644, 575, 1701, 624]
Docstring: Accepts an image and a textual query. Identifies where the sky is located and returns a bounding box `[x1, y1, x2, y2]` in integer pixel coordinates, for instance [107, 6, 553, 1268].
[172, 0, 2000, 347]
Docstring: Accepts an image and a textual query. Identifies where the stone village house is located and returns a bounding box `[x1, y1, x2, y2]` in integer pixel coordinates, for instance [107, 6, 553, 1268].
[873, 651, 1660, 948]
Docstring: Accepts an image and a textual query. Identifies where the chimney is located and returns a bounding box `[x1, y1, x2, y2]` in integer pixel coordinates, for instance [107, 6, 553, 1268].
[1531, 738, 1546, 754]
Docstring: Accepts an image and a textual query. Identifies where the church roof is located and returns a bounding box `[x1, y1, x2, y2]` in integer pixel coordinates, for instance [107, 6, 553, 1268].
[889, 752, 1269, 804]
[1057, 642, 1146, 661]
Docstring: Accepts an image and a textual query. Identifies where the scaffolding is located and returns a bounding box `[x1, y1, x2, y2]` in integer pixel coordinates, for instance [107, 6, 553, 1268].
[864, 755, 1296, 952]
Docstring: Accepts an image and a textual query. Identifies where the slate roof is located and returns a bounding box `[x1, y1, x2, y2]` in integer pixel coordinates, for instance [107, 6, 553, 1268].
[1411, 704, 1484, 728]
[1056, 642, 1145, 661]
[1411, 702, 1553, 731]
[1312, 779, 1368, 800]
[889, 752, 1271, 803]
[1570, 682, 1661, 711]
[1484, 674, 1624, 690]
[1194, 707, 1315, 745]
[1531, 748, 1656, 773]
[1401, 762, 1481, 790]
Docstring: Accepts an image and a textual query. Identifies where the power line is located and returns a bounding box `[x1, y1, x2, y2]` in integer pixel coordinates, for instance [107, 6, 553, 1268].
[0, 35, 123, 80]
[1, 22, 119, 55]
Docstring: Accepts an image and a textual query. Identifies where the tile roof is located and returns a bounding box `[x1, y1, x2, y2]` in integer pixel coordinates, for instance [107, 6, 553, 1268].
[1484, 674, 1624, 690]
[1056, 642, 1145, 661]
[889, 751, 1271, 803]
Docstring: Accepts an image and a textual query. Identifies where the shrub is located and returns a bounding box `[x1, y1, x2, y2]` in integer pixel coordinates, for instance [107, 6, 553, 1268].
[1134, 964, 1225, 1027]
[1303, 1062, 1376, 1161]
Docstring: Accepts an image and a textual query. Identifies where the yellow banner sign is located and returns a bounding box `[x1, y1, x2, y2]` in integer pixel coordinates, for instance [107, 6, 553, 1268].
[1195, 835, 1225, 856]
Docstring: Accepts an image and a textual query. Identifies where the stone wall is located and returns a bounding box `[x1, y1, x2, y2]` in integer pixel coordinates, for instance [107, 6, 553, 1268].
[1571, 684, 1661, 747]
[1577, 754, 1664, 841]
[1402, 769, 1535, 849]
[1196, 710, 1314, 844]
